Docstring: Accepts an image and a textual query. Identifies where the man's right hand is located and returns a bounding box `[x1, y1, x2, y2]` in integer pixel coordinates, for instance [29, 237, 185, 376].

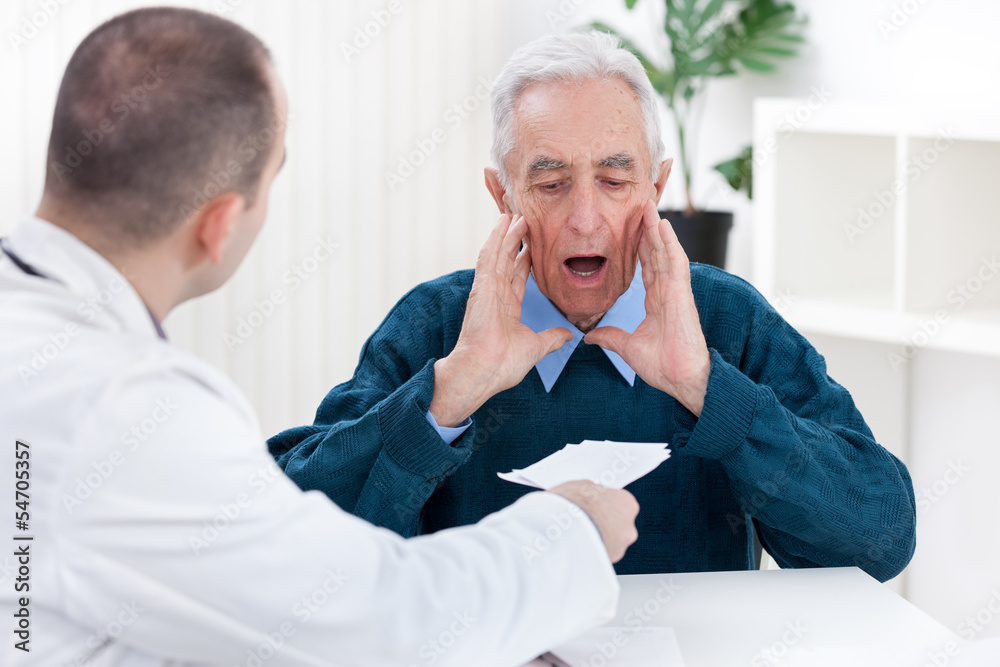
[429, 214, 572, 427]
[549, 481, 639, 563]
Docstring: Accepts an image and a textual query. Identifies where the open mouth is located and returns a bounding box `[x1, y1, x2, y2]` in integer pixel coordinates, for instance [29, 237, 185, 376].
[564, 256, 606, 277]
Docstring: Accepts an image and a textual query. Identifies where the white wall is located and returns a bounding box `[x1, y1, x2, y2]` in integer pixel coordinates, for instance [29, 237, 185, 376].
[909, 351, 1000, 640]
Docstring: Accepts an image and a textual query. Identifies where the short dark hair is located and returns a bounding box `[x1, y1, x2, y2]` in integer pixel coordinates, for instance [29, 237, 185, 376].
[44, 7, 278, 248]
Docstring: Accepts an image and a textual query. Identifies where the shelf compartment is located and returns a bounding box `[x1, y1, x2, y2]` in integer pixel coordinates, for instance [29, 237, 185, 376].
[772, 131, 897, 309]
[904, 137, 1000, 313]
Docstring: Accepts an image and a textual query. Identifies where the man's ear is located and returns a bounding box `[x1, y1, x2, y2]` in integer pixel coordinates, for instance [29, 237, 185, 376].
[484, 168, 514, 215]
[194, 193, 245, 266]
[653, 157, 674, 203]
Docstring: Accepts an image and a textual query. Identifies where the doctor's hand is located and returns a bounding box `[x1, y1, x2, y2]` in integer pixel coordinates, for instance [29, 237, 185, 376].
[585, 200, 711, 417]
[430, 214, 572, 428]
[549, 481, 639, 563]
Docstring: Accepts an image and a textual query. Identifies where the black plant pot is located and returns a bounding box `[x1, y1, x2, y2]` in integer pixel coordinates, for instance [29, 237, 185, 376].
[659, 210, 733, 270]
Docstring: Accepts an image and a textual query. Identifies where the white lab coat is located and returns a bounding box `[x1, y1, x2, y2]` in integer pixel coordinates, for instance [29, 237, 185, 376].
[0, 217, 618, 666]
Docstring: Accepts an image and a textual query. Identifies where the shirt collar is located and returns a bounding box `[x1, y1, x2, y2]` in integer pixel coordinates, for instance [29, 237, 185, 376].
[5, 216, 167, 341]
[520, 266, 645, 392]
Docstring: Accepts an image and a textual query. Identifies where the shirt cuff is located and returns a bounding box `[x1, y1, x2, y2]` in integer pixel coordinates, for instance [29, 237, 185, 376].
[425, 410, 472, 445]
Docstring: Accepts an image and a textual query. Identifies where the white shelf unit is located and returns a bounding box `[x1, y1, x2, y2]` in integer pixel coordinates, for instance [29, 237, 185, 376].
[752, 99, 1000, 635]
[754, 100, 1000, 358]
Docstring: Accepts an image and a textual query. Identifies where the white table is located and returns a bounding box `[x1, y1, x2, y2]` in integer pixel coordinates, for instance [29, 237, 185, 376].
[608, 567, 961, 666]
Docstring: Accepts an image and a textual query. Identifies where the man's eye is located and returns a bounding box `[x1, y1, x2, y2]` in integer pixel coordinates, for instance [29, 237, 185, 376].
[539, 182, 563, 192]
[605, 180, 625, 188]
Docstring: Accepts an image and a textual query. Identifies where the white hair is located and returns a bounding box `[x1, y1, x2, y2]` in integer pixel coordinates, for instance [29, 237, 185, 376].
[490, 31, 665, 190]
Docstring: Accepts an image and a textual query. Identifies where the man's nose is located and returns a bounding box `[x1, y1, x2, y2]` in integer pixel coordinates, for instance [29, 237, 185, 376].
[566, 181, 601, 235]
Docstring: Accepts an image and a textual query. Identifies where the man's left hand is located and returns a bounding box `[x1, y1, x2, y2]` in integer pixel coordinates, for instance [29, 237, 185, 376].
[584, 200, 711, 417]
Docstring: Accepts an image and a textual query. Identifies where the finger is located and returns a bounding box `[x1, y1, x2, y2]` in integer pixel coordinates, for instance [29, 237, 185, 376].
[656, 214, 692, 283]
[536, 326, 573, 358]
[619, 488, 640, 520]
[636, 220, 652, 275]
[476, 213, 512, 275]
[583, 325, 631, 359]
[642, 200, 668, 277]
[511, 241, 532, 301]
[497, 214, 527, 278]
[635, 218, 660, 305]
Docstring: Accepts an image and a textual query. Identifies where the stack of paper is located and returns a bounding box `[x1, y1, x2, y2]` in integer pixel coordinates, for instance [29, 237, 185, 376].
[498, 440, 671, 490]
[523, 626, 685, 666]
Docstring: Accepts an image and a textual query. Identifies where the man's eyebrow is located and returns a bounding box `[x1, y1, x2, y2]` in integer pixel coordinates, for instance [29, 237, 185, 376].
[527, 156, 567, 179]
[597, 153, 636, 171]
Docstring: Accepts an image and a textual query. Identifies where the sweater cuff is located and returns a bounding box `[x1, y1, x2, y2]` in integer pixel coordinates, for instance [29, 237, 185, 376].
[378, 359, 474, 479]
[674, 348, 758, 460]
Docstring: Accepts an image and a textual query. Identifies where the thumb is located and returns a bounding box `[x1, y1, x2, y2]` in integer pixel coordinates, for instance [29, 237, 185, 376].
[536, 327, 573, 358]
[584, 326, 631, 358]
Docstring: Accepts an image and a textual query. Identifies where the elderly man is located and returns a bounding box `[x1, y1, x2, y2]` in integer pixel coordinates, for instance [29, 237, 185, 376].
[271, 31, 917, 581]
[1, 11, 640, 663]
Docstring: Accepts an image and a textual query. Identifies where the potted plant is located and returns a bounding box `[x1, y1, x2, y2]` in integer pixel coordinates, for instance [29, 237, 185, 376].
[592, 0, 805, 268]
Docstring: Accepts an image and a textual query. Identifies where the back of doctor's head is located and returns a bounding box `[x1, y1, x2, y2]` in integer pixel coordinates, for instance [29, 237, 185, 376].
[42, 7, 276, 251]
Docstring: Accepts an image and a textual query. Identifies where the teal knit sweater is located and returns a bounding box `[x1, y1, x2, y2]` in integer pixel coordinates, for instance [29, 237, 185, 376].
[269, 265, 916, 581]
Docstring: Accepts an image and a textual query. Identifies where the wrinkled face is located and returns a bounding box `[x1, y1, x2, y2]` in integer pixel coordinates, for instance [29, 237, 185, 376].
[504, 78, 661, 331]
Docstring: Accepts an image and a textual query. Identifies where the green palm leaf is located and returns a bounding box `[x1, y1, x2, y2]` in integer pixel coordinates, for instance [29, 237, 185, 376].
[590, 0, 807, 210]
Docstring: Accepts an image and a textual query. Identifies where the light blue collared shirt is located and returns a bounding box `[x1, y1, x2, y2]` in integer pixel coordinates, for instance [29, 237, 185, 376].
[427, 266, 646, 443]
[520, 267, 646, 392]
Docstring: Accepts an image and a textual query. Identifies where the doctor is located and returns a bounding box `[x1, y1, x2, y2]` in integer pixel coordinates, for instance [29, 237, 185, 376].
[0, 7, 638, 665]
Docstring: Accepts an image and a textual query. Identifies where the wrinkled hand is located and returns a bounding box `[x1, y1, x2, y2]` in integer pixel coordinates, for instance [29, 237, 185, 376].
[430, 214, 572, 427]
[585, 200, 711, 416]
[549, 481, 639, 563]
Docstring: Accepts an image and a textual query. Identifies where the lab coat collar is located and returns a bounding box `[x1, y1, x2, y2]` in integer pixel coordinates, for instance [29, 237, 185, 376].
[520, 266, 645, 392]
[7, 216, 167, 340]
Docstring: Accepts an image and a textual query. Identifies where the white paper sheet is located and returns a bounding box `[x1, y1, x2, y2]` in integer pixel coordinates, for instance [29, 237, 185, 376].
[524, 626, 685, 666]
[498, 440, 671, 490]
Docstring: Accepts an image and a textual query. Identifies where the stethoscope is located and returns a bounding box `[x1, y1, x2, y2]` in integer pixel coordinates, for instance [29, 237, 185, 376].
[0, 238, 53, 281]
[0, 237, 167, 340]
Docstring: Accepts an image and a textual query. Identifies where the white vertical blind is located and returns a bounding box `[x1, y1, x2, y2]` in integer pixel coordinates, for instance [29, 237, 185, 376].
[1, 0, 551, 436]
